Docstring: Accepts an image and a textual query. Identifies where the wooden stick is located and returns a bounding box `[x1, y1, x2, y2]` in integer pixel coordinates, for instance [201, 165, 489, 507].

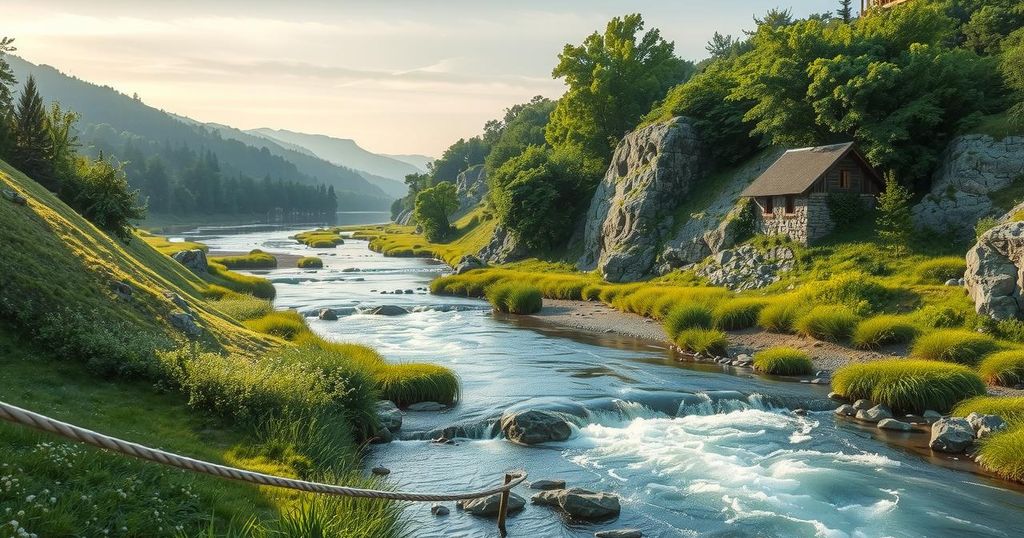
[497, 473, 513, 536]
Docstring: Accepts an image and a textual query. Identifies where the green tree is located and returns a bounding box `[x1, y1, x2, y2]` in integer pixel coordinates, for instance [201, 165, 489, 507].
[413, 181, 458, 242]
[545, 14, 692, 162]
[706, 32, 737, 58]
[68, 156, 146, 241]
[12, 76, 55, 188]
[876, 175, 912, 255]
[838, 0, 854, 23]
[483, 96, 555, 175]
[429, 137, 488, 183]
[1004, 29, 1024, 123]
[962, 1, 1024, 54]
[0, 37, 16, 157]
[46, 102, 80, 184]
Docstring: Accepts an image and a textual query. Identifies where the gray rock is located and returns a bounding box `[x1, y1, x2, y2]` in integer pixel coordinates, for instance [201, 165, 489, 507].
[431, 503, 450, 516]
[455, 254, 486, 275]
[375, 400, 403, 432]
[530, 479, 567, 491]
[696, 245, 795, 291]
[828, 392, 848, 402]
[407, 401, 446, 412]
[370, 428, 392, 444]
[500, 409, 574, 445]
[172, 249, 208, 275]
[965, 221, 1024, 320]
[163, 291, 190, 312]
[852, 399, 873, 411]
[1, 188, 27, 205]
[531, 489, 562, 506]
[460, 492, 526, 517]
[169, 311, 201, 337]
[856, 404, 893, 423]
[877, 418, 913, 432]
[366, 305, 409, 316]
[595, 530, 642, 538]
[479, 224, 528, 265]
[930, 417, 976, 453]
[371, 467, 390, 476]
[454, 165, 488, 217]
[945, 278, 960, 286]
[317, 308, 338, 321]
[966, 412, 1008, 439]
[558, 488, 621, 520]
[834, 404, 856, 417]
[923, 410, 942, 420]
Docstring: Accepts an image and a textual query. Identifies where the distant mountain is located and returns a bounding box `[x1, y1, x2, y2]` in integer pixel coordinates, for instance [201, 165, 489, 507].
[6, 55, 394, 209]
[249, 128, 426, 182]
[382, 153, 433, 174]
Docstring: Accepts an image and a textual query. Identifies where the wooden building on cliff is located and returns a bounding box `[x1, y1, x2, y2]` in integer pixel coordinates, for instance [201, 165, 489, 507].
[740, 142, 883, 245]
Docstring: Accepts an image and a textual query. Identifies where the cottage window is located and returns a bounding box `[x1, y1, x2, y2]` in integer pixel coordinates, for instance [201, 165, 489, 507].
[785, 195, 795, 215]
[839, 170, 851, 189]
[763, 197, 774, 216]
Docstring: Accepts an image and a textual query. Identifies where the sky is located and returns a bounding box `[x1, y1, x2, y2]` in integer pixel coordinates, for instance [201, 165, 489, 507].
[3, 0, 834, 157]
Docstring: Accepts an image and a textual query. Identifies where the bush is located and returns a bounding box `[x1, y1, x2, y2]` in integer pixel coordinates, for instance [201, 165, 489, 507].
[243, 310, 309, 340]
[911, 329, 999, 365]
[978, 351, 1024, 386]
[664, 303, 713, 340]
[674, 328, 729, 356]
[953, 397, 1024, 426]
[808, 273, 891, 315]
[297, 256, 324, 269]
[832, 360, 987, 414]
[852, 315, 922, 349]
[216, 296, 274, 321]
[914, 257, 967, 284]
[486, 282, 543, 314]
[795, 305, 859, 342]
[581, 284, 605, 301]
[757, 296, 803, 333]
[209, 249, 278, 269]
[975, 427, 1024, 483]
[753, 347, 814, 376]
[913, 305, 966, 329]
[712, 298, 767, 330]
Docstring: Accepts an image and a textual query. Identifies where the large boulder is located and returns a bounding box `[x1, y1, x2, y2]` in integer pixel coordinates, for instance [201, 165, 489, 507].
[458, 492, 526, 517]
[964, 221, 1024, 320]
[557, 488, 621, 520]
[913, 135, 1024, 240]
[500, 409, 574, 445]
[479, 224, 528, 265]
[455, 254, 486, 275]
[169, 311, 202, 337]
[365, 305, 409, 316]
[172, 249, 209, 275]
[966, 412, 1008, 439]
[929, 417, 975, 453]
[578, 117, 703, 282]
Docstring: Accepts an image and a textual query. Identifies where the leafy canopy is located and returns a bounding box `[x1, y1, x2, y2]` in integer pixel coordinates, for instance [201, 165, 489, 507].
[413, 181, 458, 242]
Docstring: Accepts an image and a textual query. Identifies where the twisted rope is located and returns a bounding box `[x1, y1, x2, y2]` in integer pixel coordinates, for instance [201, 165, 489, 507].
[0, 400, 525, 502]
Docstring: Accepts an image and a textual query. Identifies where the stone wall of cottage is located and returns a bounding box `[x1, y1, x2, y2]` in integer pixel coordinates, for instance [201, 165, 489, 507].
[752, 192, 877, 244]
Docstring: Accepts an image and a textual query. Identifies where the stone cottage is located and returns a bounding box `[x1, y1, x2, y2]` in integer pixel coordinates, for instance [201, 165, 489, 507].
[740, 142, 883, 245]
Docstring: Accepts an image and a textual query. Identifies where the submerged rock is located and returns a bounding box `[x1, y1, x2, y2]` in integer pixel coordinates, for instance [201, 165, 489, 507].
[878, 418, 913, 432]
[530, 479, 567, 491]
[459, 492, 526, 517]
[407, 401, 447, 412]
[371, 467, 390, 476]
[375, 400, 403, 432]
[834, 404, 856, 417]
[500, 409, 574, 445]
[930, 418, 975, 453]
[595, 530, 642, 538]
[366, 305, 409, 316]
[431, 503, 450, 516]
[317, 308, 338, 321]
[856, 404, 893, 423]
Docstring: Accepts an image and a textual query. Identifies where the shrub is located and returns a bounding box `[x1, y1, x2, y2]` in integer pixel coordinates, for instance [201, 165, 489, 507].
[297, 256, 324, 269]
[913, 305, 966, 329]
[581, 284, 605, 301]
[808, 273, 891, 315]
[757, 296, 803, 333]
[486, 282, 543, 314]
[914, 257, 966, 284]
[832, 360, 987, 414]
[978, 351, 1024, 386]
[209, 249, 278, 269]
[674, 328, 729, 356]
[975, 427, 1024, 483]
[664, 303, 713, 340]
[372, 363, 461, 407]
[795, 305, 859, 342]
[243, 310, 309, 340]
[216, 296, 274, 321]
[852, 315, 922, 349]
[953, 397, 1024, 426]
[753, 347, 814, 376]
[911, 329, 999, 365]
[712, 298, 767, 331]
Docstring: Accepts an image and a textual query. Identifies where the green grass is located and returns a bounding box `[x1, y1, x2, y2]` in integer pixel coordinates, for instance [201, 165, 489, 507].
[832, 360, 987, 414]
[757, 295, 804, 333]
[350, 207, 496, 266]
[974, 426, 1024, 483]
[753, 347, 814, 376]
[910, 329, 1000, 365]
[978, 351, 1024, 387]
[209, 249, 278, 269]
[486, 282, 543, 315]
[712, 298, 767, 330]
[852, 315, 922, 349]
[913, 257, 966, 284]
[664, 303, 714, 339]
[243, 310, 309, 341]
[207, 262, 276, 300]
[674, 328, 729, 356]
[294, 229, 345, 248]
[795, 305, 859, 342]
[214, 295, 275, 322]
[953, 397, 1024, 426]
[297, 256, 324, 269]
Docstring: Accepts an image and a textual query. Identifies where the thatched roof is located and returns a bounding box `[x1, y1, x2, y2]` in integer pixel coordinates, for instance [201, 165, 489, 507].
[741, 142, 876, 197]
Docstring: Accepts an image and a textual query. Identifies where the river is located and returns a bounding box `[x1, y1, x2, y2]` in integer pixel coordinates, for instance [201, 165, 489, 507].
[184, 220, 1024, 538]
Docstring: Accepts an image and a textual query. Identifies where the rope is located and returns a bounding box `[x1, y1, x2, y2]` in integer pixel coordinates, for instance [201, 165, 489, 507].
[0, 400, 526, 502]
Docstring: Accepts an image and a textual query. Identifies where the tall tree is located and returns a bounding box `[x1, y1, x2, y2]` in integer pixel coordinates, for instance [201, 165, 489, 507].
[12, 76, 55, 188]
[46, 102, 80, 184]
[545, 14, 692, 163]
[876, 175, 913, 255]
[0, 37, 17, 158]
[838, 0, 854, 23]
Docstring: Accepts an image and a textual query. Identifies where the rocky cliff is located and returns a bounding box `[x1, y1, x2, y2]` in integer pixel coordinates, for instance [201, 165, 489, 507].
[455, 165, 488, 218]
[913, 135, 1024, 241]
[965, 220, 1024, 320]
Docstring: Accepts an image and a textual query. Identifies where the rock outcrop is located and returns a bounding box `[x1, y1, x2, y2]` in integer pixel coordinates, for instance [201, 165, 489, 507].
[913, 135, 1024, 240]
[479, 224, 528, 265]
[454, 165, 487, 217]
[394, 209, 414, 226]
[695, 244, 795, 291]
[172, 249, 208, 275]
[964, 221, 1024, 320]
[578, 117, 704, 282]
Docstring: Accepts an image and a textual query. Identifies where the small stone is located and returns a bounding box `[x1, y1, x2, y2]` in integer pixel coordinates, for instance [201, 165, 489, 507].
[531, 490, 562, 506]
[375, 400, 403, 432]
[530, 479, 567, 490]
[595, 530, 642, 538]
[828, 392, 848, 402]
[834, 404, 856, 417]
[923, 410, 942, 420]
[371, 467, 390, 476]
[930, 417, 975, 453]
[793, 408, 807, 416]
[852, 399, 873, 411]
[878, 418, 913, 432]
[461, 492, 526, 517]
[944, 278, 960, 286]
[431, 504, 450, 516]
[366, 305, 409, 316]
[558, 488, 621, 520]
[1, 188, 27, 205]
[856, 404, 893, 423]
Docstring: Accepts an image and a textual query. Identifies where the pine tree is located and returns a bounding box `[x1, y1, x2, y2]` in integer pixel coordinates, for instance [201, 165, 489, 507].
[12, 76, 55, 188]
[838, 0, 854, 23]
[876, 174, 913, 255]
[0, 37, 17, 158]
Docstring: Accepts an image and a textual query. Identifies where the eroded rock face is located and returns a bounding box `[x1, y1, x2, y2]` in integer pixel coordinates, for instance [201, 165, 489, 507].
[912, 135, 1024, 240]
[172, 249, 208, 275]
[578, 117, 704, 282]
[455, 165, 487, 217]
[964, 221, 1024, 320]
[479, 224, 528, 265]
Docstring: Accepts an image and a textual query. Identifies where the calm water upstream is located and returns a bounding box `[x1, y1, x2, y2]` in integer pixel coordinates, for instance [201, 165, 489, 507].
[185, 219, 1024, 538]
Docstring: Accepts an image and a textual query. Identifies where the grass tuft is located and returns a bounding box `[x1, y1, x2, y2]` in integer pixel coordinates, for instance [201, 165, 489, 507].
[795, 305, 859, 342]
[674, 328, 729, 356]
[712, 298, 767, 331]
[910, 329, 999, 365]
[294, 229, 345, 248]
[243, 310, 308, 340]
[297, 256, 324, 269]
[216, 296, 274, 321]
[757, 295, 804, 333]
[486, 282, 543, 315]
[832, 360, 986, 414]
[975, 427, 1024, 483]
[753, 347, 814, 376]
[664, 303, 713, 340]
[914, 257, 966, 284]
[852, 315, 922, 349]
[978, 351, 1024, 387]
[952, 396, 1024, 426]
[209, 249, 278, 269]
